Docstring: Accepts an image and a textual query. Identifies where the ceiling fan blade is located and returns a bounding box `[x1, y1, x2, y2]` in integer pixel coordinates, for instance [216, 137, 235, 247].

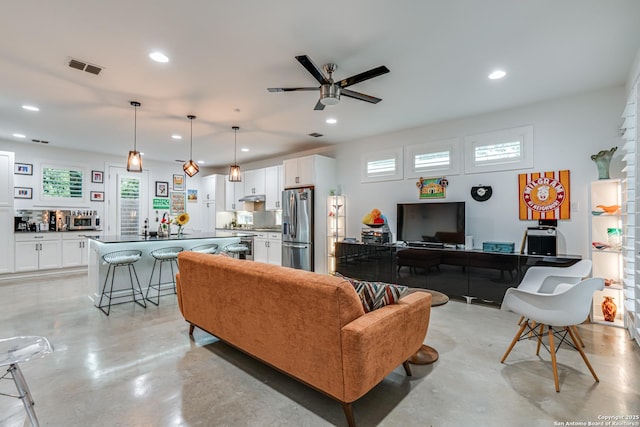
[268, 87, 318, 92]
[341, 89, 382, 104]
[313, 99, 326, 110]
[338, 65, 390, 88]
[296, 55, 329, 85]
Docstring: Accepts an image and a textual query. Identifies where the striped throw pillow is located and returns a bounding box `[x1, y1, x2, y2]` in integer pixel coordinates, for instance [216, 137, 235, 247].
[334, 272, 408, 312]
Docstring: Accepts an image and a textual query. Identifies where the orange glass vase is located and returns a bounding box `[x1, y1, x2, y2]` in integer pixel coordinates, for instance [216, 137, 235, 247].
[601, 296, 617, 322]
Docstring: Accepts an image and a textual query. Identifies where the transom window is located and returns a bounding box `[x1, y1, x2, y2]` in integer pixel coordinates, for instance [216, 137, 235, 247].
[361, 147, 403, 182]
[405, 138, 461, 177]
[464, 125, 533, 174]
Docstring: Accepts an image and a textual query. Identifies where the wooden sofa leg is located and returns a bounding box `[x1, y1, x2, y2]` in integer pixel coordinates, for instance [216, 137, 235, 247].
[402, 360, 413, 376]
[188, 323, 195, 337]
[342, 403, 356, 427]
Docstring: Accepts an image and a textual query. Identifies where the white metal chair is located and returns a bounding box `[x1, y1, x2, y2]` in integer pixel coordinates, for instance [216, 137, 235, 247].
[500, 277, 604, 392]
[0, 336, 53, 427]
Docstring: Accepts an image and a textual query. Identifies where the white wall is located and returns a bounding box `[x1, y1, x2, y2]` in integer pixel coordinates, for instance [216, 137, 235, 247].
[333, 86, 626, 258]
[0, 141, 206, 234]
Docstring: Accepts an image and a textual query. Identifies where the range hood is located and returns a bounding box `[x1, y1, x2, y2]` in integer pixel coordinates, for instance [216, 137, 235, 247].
[238, 194, 265, 203]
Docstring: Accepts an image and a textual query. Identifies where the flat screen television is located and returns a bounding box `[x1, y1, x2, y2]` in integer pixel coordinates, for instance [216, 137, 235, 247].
[397, 202, 465, 244]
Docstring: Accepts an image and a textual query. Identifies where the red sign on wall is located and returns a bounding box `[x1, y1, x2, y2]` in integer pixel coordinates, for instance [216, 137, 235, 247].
[518, 170, 570, 220]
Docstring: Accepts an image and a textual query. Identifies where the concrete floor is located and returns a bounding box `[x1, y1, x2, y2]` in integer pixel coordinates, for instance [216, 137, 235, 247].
[0, 272, 638, 427]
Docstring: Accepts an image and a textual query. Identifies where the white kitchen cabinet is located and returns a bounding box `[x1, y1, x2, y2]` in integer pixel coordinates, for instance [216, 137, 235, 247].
[253, 231, 282, 265]
[62, 233, 89, 267]
[265, 165, 283, 210]
[0, 208, 15, 273]
[284, 156, 316, 188]
[202, 174, 225, 231]
[225, 174, 244, 212]
[0, 151, 15, 207]
[243, 169, 266, 196]
[15, 233, 62, 272]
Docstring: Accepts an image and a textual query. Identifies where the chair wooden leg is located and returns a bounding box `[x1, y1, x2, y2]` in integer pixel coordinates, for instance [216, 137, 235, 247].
[402, 360, 413, 376]
[571, 325, 585, 348]
[536, 323, 545, 356]
[501, 321, 527, 363]
[548, 327, 560, 392]
[566, 326, 599, 382]
[342, 402, 356, 427]
[517, 315, 524, 325]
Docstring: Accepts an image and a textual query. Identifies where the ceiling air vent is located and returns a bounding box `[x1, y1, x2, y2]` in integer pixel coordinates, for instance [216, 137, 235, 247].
[308, 132, 323, 138]
[66, 57, 104, 75]
[31, 139, 49, 144]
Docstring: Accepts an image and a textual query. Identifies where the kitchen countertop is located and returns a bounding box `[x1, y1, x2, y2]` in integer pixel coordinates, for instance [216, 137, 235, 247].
[87, 232, 256, 244]
[217, 227, 281, 232]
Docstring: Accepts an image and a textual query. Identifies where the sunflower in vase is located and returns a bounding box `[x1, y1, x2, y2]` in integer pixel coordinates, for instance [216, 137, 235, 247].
[173, 213, 190, 237]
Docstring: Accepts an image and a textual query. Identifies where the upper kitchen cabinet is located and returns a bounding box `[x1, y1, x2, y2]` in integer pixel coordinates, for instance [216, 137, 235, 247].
[244, 169, 266, 196]
[283, 155, 336, 189]
[265, 165, 283, 210]
[203, 174, 224, 202]
[225, 175, 243, 212]
[0, 151, 15, 207]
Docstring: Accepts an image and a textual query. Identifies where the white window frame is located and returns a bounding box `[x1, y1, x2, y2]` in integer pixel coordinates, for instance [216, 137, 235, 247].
[463, 125, 534, 174]
[361, 147, 403, 183]
[39, 163, 88, 205]
[405, 137, 461, 178]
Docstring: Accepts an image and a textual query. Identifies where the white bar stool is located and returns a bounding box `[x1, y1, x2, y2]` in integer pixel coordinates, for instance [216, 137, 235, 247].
[0, 336, 53, 427]
[146, 246, 183, 305]
[98, 250, 146, 316]
[190, 243, 218, 254]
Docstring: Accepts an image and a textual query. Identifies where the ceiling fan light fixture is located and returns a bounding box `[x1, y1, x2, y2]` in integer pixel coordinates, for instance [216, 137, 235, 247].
[228, 126, 242, 182]
[126, 101, 143, 172]
[320, 84, 341, 106]
[183, 115, 199, 177]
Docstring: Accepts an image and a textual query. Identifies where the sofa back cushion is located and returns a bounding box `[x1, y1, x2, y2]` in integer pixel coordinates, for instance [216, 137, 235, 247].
[176, 252, 365, 400]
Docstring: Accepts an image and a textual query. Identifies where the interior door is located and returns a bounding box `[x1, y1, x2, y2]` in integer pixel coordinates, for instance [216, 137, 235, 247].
[107, 166, 149, 235]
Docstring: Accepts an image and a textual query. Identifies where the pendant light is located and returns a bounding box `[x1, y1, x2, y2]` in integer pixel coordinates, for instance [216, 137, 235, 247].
[228, 126, 241, 182]
[183, 115, 199, 177]
[126, 101, 143, 172]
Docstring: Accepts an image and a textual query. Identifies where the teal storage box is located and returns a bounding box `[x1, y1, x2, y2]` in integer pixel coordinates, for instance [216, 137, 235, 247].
[482, 241, 515, 253]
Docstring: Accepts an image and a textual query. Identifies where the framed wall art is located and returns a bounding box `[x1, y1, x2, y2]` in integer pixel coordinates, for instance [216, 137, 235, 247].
[187, 189, 198, 202]
[170, 191, 186, 215]
[90, 191, 105, 202]
[14, 187, 33, 199]
[14, 163, 33, 175]
[173, 174, 185, 191]
[156, 181, 169, 197]
[91, 170, 104, 183]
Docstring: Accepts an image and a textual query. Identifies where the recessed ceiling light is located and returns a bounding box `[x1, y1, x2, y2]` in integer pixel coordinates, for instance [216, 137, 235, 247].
[140, 152, 145, 156]
[197, 160, 205, 164]
[22, 105, 39, 112]
[171, 134, 182, 140]
[149, 51, 169, 63]
[13, 133, 26, 138]
[488, 70, 506, 80]
[241, 148, 249, 152]
[325, 118, 337, 125]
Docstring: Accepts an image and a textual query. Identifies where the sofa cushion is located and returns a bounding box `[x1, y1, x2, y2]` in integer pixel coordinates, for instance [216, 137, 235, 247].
[334, 272, 408, 312]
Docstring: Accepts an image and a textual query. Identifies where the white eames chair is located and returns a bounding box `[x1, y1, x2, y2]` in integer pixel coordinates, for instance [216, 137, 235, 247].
[516, 260, 592, 347]
[500, 277, 604, 392]
[518, 259, 592, 293]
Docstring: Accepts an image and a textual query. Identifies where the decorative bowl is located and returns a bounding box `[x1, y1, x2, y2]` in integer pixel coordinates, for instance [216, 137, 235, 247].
[365, 223, 386, 228]
[591, 211, 604, 216]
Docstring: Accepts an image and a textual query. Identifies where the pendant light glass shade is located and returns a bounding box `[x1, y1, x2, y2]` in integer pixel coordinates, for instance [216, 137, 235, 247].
[126, 101, 143, 172]
[228, 126, 241, 182]
[183, 115, 199, 177]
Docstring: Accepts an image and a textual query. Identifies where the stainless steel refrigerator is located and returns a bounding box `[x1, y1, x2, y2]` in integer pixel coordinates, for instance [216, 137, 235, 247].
[282, 187, 313, 271]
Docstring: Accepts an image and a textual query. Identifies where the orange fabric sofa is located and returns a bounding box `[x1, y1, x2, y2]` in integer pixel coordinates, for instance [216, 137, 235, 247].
[176, 252, 432, 427]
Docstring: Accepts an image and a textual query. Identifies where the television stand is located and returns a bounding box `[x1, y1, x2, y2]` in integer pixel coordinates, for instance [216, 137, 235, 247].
[407, 241, 444, 248]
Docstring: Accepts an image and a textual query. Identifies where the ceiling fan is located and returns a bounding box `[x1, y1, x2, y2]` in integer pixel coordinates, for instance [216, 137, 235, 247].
[267, 55, 390, 110]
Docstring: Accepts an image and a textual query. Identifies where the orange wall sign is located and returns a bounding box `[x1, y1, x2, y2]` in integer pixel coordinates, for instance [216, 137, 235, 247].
[518, 170, 570, 220]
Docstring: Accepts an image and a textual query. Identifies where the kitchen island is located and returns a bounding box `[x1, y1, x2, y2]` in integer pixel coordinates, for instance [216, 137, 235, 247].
[87, 233, 250, 306]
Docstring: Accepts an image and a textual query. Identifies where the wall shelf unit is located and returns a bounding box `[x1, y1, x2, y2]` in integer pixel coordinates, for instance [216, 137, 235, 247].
[589, 179, 625, 327]
[327, 194, 345, 273]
